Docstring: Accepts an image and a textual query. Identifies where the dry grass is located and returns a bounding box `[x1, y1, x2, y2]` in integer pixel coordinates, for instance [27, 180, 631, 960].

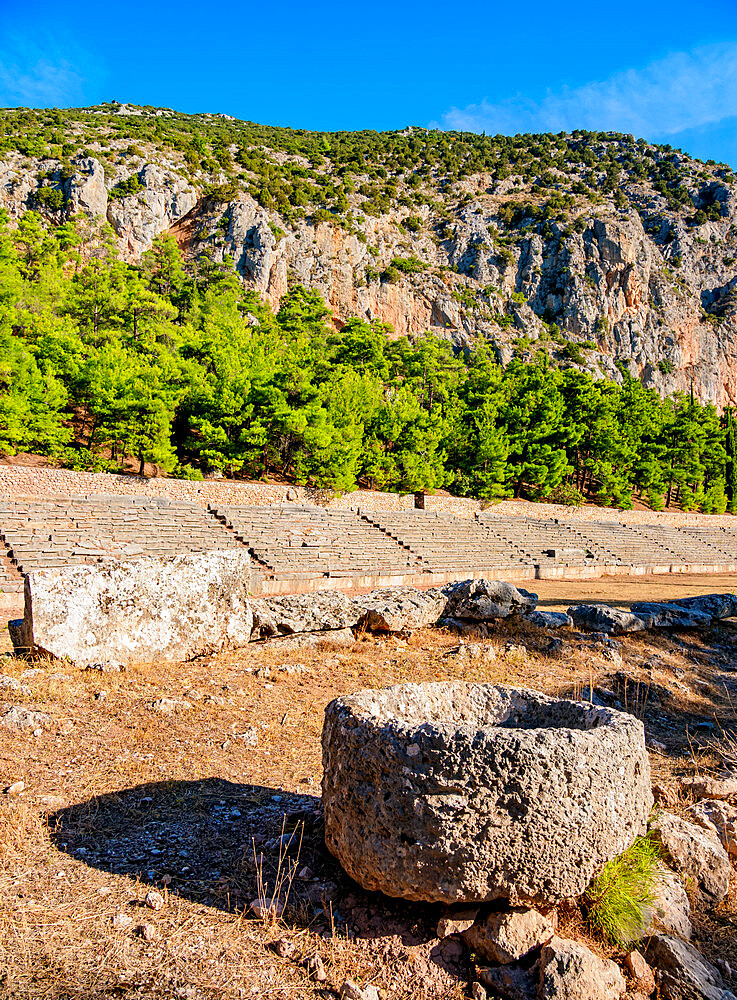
[0, 608, 735, 998]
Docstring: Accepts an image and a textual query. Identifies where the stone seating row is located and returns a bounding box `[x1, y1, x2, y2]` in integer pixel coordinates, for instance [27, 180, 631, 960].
[360, 510, 528, 573]
[1, 496, 737, 592]
[211, 505, 425, 577]
[0, 496, 238, 581]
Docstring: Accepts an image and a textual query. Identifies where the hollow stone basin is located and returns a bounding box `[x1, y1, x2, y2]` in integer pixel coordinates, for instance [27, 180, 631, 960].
[322, 682, 653, 904]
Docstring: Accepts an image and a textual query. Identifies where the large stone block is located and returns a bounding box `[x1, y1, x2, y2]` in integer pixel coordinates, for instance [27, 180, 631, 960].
[24, 549, 252, 666]
[442, 580, 537, 620]
[322, 682, 652, 905]
[251, 590, 360, 639]
[355, 587, 447, 632]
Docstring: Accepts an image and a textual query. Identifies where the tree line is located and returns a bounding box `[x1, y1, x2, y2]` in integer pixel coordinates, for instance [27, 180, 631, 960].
[1, 211, 735, 513]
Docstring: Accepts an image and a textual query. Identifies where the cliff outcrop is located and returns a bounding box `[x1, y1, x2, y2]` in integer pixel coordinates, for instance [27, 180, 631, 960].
[2, 109, 736, 407]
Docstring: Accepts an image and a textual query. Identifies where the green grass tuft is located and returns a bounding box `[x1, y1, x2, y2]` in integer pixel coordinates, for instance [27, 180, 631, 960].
[584, 835, 662, 946]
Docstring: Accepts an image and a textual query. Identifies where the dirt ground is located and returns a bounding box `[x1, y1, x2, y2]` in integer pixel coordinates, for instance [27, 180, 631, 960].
[0, 578, 736, 999]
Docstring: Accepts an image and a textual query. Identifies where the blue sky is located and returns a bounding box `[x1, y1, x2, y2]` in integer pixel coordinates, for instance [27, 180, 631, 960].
[1, 0, 737, 165]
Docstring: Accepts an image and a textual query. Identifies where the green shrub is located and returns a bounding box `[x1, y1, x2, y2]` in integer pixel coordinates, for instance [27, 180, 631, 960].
[388, 255, 426, 274]
[34, 185, 65, 211]
[109, 173, 145, 199]
[585, 835, 661, 945]
[562, 341, 586, 364]
[402, 214, 423, 232]
[173, 463, 204, 481]
[532, 482, 584, 506]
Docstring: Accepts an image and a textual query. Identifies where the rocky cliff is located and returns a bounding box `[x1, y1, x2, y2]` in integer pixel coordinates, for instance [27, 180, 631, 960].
[1, 105, 735, 407]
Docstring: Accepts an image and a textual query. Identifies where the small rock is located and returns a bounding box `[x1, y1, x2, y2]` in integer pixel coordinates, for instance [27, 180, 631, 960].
[145, 890, 164, 911]
[624, 950, 656, 995]
[94, 690, 107, 702]
[525, 610, 573, 629]
[680, 774, 737, 801]
[4, 780, 25, 796]
[250, 896, 284, 920]
[646, 934, 736, 1000]
[437, 906, 480, 938]
[0, 674, 21, 690]
[687, 799, 737, 857]
[39, 794, 66, 811]
[716, 960, 733, 980]
[545, 637, 565, 655]
[306, 953, 327, 982]
[650, 811, 731, 906]
[84, 661, 123, 673]
[478, 963, 537, 1000]
[149, 697, 191, 714]
[463, 907, 554, 964]
[340, 980, 379, 1000]
[600, 646, 623, 666]
[539, 936, 626, 999]
[446, 642, 497, 664]
[140, 922, 158, 942]
[271, 937, 297, 959]
[238, 727, 258, 746]
[0, 707, 50, 730]
[112, 912, 133, 930]
[652, 782, 679, 808]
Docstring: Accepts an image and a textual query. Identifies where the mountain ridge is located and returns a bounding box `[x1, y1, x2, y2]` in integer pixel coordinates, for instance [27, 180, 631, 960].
[1, 102, 737, 407]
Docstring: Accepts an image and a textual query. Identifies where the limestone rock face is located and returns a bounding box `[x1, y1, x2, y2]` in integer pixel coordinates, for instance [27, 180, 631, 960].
[687, 799, 737, 856]
[568, 604, 650, 634]
[250, 590, 360, 639]
[649, 811, 731, 906]
[462, 907, 554, 964]
[355, 587, 446, 632]
[322, 682, 652, 904]
[64, 157, 108, 218]
[107, 164, 197, 258]
[538, 936, 626, 999]
[646, 934, 737, 1000]
[442, 580, 538, 620]
[24, 549, 252, 666]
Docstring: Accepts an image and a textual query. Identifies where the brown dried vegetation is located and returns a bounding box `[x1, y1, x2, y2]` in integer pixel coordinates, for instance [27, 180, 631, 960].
[0, 588, 736, 998]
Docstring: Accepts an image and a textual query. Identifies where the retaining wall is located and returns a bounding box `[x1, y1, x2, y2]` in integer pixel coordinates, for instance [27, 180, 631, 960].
[2, 465, 737, 527]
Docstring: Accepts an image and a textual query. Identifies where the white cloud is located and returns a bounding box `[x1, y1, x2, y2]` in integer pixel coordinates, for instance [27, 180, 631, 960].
[437, 42, 737, 140]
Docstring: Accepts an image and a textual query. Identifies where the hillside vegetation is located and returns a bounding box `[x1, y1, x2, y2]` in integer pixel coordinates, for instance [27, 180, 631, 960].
[2, 104, 737, 509]
[1, 209, 735, 512]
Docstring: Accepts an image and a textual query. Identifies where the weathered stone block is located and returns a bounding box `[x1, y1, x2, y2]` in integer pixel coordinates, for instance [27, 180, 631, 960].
[568, 604, 650, 634]
[251, 590, 360, 639]
[322, 682, 652, 905]
[442, 579, 537, 620]
[24, 549, 252, 666]
[355, 587, 446, 632]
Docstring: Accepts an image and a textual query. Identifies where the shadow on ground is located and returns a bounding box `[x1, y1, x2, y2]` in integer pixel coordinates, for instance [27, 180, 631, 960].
[48, 778, 468, 983]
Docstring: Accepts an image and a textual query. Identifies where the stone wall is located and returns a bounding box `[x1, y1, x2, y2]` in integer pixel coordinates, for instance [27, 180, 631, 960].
[2, 465, 737, 527]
